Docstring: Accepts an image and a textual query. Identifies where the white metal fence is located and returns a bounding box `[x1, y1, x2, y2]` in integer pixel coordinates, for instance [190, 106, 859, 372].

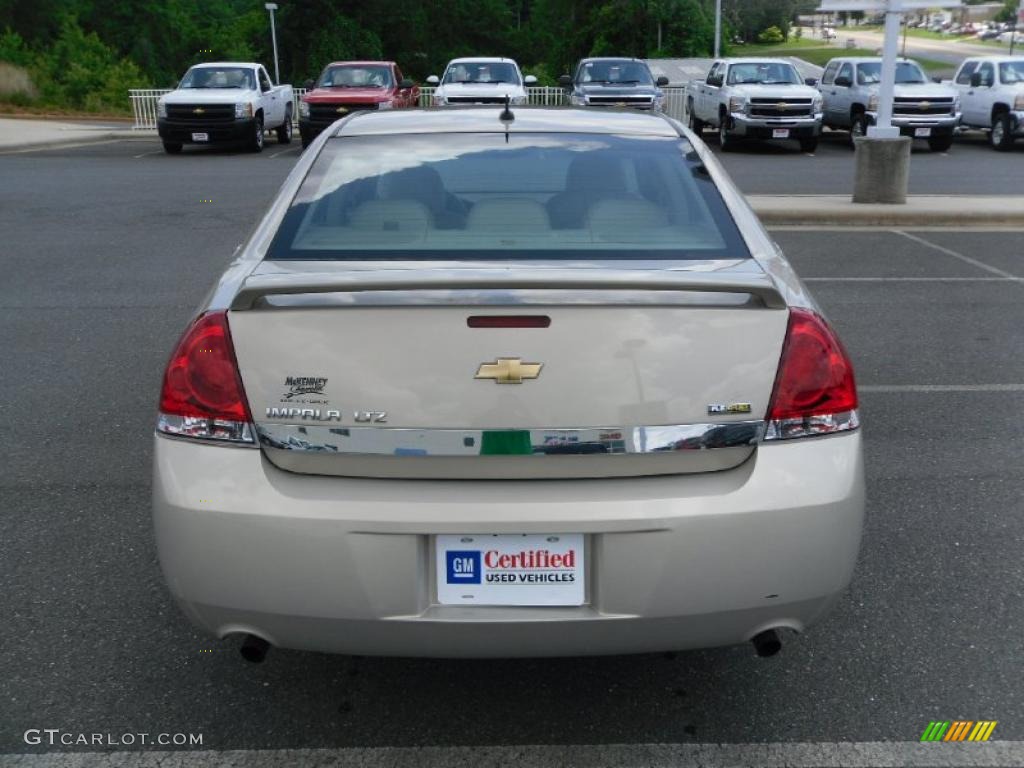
[129, 85, 688, 131]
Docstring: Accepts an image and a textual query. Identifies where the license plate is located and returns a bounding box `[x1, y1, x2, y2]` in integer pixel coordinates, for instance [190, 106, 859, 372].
[772, 128, 790, 138]
[191, 132, 209, 142]
[436, 533, 585, 606]
[914, 127, 932, 137]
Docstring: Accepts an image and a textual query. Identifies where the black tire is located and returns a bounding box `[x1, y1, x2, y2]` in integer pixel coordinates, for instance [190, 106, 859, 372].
[250, 114, 264, 153]
[688, 102, 704, 134]
[799, 136, 819, 153]
[927, 133, 953, 152]
[990, 111, 1015, 151]
[718, 117, 736, 151]
[276, 108, 293, 144]
[849, 111, 869, 146]
[162, 141, 182, 154]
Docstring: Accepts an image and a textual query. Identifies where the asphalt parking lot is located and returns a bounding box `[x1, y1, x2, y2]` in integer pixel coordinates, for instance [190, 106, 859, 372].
[2, 138, 1022, 761]
[710, 128, 1024, 196]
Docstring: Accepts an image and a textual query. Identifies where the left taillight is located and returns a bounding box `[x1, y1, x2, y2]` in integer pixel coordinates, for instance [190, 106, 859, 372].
[157, 311, 255, 444]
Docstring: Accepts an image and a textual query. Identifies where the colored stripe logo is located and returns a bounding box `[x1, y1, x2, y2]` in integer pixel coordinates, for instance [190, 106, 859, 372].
[920, 721, 997, 742]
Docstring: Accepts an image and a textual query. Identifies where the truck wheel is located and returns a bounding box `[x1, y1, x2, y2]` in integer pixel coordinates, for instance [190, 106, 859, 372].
[849, 112, 869, 146]
[799, 136, 818, 153]
[927, 133, 953, 152]
[276, 108, 293, 144]
[250, 114, 264, 153]
[990, 112, 1015, 151]
[162, 141, 182, 155]
[688, 103, 704, 134]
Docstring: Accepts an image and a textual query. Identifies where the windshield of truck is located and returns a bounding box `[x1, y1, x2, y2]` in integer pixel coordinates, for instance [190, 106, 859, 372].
[579, 60, 653, 85]
[856, 62, 927, 85]
[727, 62, 801, 85]
[179, 66, 255, 89]
[318, 65, 393, 88]
[443, 62, 521, 85]
[267, 133, 750, 262]
[999, 61, 1024, 83]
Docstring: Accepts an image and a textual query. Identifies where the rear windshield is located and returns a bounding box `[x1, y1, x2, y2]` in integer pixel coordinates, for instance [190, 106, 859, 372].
[266, 132, 750, 262]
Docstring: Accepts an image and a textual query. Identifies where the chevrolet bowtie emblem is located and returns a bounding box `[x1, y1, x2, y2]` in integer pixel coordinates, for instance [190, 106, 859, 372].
[475, 358, 543, 384]
[193, 107, 205, 114]
[919, 101, 931, 110]
[776, 102, 789, 111]
[336, 106, 349, 114]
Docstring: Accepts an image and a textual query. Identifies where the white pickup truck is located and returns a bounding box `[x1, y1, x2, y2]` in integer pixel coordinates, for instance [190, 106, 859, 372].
[817, 57, 960, 152]
[157, 62, 294, 154]
[685, 58, 823, 152]
[950, 56, 1024, 151]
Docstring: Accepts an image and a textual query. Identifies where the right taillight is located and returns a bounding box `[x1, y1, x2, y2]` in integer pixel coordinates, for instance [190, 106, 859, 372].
[156, 310, 255, 444]
[764, 308, 859, 441]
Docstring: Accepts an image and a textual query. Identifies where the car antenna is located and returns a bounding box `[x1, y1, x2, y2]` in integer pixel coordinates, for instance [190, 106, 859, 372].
[499, 94, 514, 142]
[499, 94, 515, 123]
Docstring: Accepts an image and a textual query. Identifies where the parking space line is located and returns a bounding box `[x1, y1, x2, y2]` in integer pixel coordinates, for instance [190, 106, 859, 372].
[268, 147, 301, 158]
[861, 384, 1024, 393]
[893, 230, 1019, 279]
[133, 149, 163, 158]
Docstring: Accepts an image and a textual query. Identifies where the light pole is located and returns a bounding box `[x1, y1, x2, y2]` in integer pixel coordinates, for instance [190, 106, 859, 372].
[714, 0, 722, 57]
[265, 2, 280, 85]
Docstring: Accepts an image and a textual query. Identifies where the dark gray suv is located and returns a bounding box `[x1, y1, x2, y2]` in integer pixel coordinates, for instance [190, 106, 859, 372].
[559, 57, 669, 111]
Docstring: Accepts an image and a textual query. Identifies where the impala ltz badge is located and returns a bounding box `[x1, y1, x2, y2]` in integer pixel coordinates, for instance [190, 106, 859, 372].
[475, 358, 543, 384]
[708, 403, 753, 415]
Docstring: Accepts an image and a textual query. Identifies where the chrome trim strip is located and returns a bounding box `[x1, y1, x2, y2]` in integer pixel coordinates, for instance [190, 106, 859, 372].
[255, 420, 766, 456]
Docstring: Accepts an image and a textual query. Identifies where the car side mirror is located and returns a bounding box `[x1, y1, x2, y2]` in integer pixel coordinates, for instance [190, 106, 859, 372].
[304, 79, 315, 91]
[524, 75, 538, 85]
[804, 77, 818, 86]
[558, 74, 573, 88]
[834, 75, 852, 87]
[400, 78, 415, 89]
[970, 72, 981, 87]
[426, 75, 439, 85]
[261, 82, 271, 93]
[656, 75, 669, 86]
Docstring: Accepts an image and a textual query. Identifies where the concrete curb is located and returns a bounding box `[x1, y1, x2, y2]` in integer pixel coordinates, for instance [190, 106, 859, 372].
[0, 126, 147, 153]
[749, 195, 1024, 227]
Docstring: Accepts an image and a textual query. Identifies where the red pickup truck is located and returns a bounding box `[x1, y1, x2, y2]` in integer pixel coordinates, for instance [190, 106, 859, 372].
[299, 61, 419, 148]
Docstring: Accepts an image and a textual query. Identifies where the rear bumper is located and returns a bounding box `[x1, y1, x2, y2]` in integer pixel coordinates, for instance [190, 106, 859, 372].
[157, 117, 255, 144]
[152, 431, 865, 657]
[729, 114, 822, 138]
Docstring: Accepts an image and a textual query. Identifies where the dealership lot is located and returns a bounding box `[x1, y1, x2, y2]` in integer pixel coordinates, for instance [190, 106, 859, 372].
[1, 139, 1022, 757]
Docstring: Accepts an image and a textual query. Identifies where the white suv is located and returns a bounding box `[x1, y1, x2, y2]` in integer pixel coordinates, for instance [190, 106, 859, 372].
[427, 57, 536, 106]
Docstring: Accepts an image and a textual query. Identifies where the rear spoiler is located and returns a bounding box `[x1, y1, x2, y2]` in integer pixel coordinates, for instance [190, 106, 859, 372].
[230, 269, 787, 310]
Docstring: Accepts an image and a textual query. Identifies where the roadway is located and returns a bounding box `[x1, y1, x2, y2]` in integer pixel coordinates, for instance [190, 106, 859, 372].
[834, 27, 1016, 70]
[1, 138, 1022, 764]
